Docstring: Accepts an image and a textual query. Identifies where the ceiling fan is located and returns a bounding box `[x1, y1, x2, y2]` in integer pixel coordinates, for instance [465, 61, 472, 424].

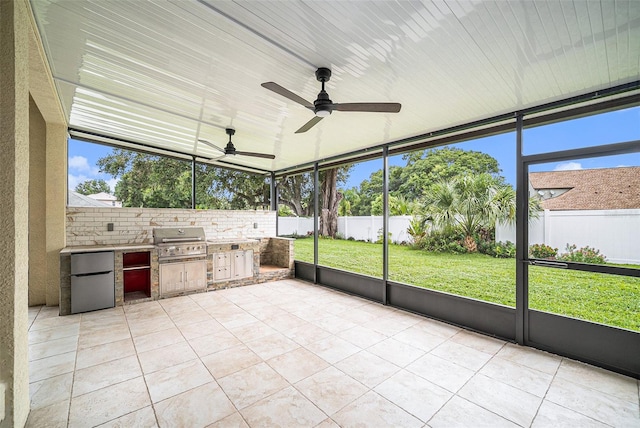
[198, 128, 275, 160]
[262, 67, 401, 133]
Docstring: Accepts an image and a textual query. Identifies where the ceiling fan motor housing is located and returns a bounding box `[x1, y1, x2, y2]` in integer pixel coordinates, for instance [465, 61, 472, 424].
[314, 68, 333, 117]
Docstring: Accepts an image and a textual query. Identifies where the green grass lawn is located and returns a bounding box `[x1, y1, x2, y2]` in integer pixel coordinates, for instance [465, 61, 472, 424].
[294, 238, 640, 332]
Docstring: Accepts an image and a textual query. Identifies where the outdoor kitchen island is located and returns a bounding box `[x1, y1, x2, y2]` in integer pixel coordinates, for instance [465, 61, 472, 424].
[59, 236, 293, 315]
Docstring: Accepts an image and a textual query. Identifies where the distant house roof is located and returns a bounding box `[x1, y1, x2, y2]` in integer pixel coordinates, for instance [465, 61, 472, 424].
[529, 167, 640, 210]
[68, 191, 112, 207]
[88, 192, 117, 201]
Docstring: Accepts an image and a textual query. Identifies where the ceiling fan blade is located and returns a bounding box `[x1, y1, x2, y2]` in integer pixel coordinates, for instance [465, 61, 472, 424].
[333, 102, 402, 113]
[295, 116, 323, 133]
[261, 82, 314, 109]
[235, 151, 276, 159]
[197, 139, 225, 153]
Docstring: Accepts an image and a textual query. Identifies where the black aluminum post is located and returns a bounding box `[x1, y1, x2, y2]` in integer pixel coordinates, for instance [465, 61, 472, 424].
[382, 146, 389, 304]
[191, 156, 196, 209]
[270, 172, 278, 235]
[515, 112, 528, 344]
[313, 162, 319, 283]
[270, 172, 277, 211]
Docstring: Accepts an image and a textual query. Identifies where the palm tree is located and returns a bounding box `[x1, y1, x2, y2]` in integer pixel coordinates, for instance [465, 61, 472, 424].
[423, 174, 535, 252]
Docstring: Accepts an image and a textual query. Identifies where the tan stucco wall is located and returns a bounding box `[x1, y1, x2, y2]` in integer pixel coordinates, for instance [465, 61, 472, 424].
[29, 96, 47, 306]
[1, 0, 67, 425]
[0, 0, 31, 426]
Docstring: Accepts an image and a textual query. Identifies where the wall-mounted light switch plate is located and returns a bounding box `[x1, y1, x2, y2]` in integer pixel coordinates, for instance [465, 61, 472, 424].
[253, 222, 258, 229]
[107, 223, 114, 231]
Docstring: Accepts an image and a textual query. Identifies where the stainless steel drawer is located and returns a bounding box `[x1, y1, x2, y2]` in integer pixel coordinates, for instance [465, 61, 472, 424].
[71, 251, 114, 275]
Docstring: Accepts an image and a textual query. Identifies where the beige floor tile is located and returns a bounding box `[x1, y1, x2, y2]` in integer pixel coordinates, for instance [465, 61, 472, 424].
[68, 377, 151, 428]
[393, 325, 447, 352]
[545, 377, 640, 426]
[138, 341, 198, 374]
[335, 350, 400, 388]
[30, 314, 80, 331]
[75, 338, 136, 370]
[428, 396, 519, 428]
[218, 362, 289, 409]
[30, 372, 73, 409]
[532, 400, 609, 428]
[415, 318, 461, 338]
[155, 382, 235, 428]
[496, 343, 561, 375]
[556, 358, 639, 402]
[95, 406, 158, 428]
[282, 322, 332, 346]
[201, 344, 262, 379]
[28, 322, 80, 344]
[245, 332, 299, 360]
[145, 359, 213, 403]
[367, 337, 425, 367]
[127, 316, 173, 337]
[29, 334, 79, 361]
[337, 324, 388, 349]
[458, 374, 542, 427]
[188, 330, 243, 358]
[206, 411, 249, 428]
[480, 356, 554, 397]
[29, 350, 76, 383]
[366, 315, 416, 336]
[332, 391, 423, 427]
[266, 347, 330, 383]
[228, 320, 277, 342]
[294, 366, 368, 416]
[25, 398, 69, 428]
[310, 314, 357, 334]
[78, 325, 131, 349]
[169, 307, 213, 327]
[450, 329, 506, 354]
[406, 353, 475, 393]
[241, 386, 327, 427]
[133, 326, 185, 353]
[73, 355, 142, 397]
[177, 318, 227, 340]
[431, 340, 493, 371]
[216, 311, 259, 329]
[339, 307, 379, 324]
[314, 418, 340, 428]
[375, 369, 452, 422]
[263, 312, 308, 332]
[305, 335, 361, 364]
[245, 304, 287, 321]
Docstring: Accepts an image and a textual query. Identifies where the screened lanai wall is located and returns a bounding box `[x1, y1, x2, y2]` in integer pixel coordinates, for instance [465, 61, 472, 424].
[285, 90, 640, 379]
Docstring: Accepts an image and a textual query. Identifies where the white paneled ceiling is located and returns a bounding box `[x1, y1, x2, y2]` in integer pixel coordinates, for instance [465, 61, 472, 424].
[31, 0, 640, 172]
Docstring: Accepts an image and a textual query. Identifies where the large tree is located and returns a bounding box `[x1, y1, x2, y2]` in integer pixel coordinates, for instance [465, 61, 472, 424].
[347, 147, 503, 215]
[75, 179, 111, 195]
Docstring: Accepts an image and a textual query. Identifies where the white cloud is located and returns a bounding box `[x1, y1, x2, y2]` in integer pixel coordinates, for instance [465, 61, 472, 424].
[106, 177, 119, 193]
[553, 161, 583, 171]
[68, 173, 90, 191]
[69, 155, 100, 175]
[68, 155, 91, 171]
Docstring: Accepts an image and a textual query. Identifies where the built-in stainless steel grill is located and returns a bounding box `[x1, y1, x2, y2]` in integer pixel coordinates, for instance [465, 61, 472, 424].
[153, 227, 207, 261]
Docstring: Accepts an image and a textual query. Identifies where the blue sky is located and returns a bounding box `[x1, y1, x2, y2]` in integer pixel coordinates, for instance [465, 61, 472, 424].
[68, 107, 639, 192]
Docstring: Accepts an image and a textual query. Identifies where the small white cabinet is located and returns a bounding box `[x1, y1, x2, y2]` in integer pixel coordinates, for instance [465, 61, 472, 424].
[160, 260, 207, 296]
[214, 250, 253, 282]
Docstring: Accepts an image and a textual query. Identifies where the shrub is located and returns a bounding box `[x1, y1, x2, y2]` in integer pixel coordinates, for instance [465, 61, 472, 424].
[376, 228, 392, 244]
[558, 244, 606, 264]
[420, 229, 467, 253]
[480, 241, 516, 258]
[529, 243, 558, 259]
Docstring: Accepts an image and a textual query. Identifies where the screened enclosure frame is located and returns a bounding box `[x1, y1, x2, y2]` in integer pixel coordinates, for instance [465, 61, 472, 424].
[290, 86, 640, 379]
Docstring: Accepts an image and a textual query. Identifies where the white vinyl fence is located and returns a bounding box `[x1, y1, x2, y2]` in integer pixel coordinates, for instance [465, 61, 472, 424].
[496, 209, 640, 264]
[280, 209, 640, 264]
[278, 215, 413, 244]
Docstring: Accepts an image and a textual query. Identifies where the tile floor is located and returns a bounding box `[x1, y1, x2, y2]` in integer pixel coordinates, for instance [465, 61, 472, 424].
[26, 279, 639, 427]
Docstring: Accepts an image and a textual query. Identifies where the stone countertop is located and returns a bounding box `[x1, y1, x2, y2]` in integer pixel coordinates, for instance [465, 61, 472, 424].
[206, 238, 260, 245]
[60, 243, 155, 254]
